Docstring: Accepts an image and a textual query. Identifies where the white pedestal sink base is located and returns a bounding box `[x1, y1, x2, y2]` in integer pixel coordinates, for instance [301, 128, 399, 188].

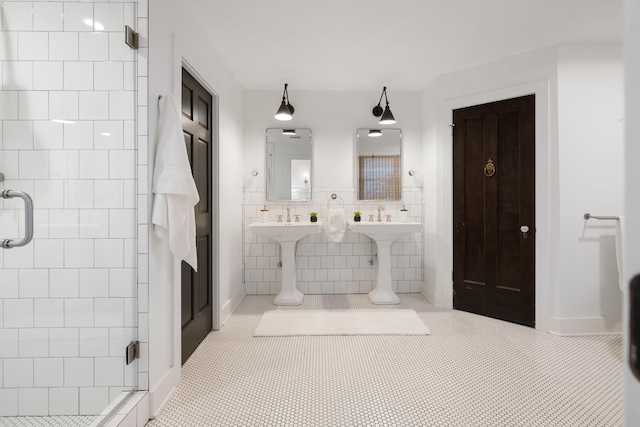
[369, 289, 400, 305]
[368, 239, 400, 305]
[273, 241, 303, 306]
[248, 221, 322, 307]
[346, 220, 422, 306]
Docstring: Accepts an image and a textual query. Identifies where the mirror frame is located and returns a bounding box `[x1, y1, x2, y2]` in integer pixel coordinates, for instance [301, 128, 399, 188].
[265, 128, 313, 202]
[355, 128, 402, 201]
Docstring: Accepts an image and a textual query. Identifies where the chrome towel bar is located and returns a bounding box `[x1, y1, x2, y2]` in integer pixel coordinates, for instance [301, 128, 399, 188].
[1, 190, 34, 248]
[584, 213, 620, 221]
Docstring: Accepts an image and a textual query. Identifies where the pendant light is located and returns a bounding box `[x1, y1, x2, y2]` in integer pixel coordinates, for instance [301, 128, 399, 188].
[282, 129, 297, 136]
[368, 129, 382, 137]
[372, 86, 396, 125]
[274, 83, 294, 121]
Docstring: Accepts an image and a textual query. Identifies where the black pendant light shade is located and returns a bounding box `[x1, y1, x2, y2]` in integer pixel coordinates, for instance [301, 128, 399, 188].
[372, 86, 396, 125]
[274, 83, 294, 121]
[379, 106, 396, 125]
[368, 129, 382, 137]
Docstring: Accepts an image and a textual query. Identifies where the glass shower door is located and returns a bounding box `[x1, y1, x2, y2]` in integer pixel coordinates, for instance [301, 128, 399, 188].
[0, 0, 139, 424]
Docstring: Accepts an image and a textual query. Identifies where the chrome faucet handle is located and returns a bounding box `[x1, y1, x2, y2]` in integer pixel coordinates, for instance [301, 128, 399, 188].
[294, 214, 300, 222]
[277, 215, 283, 222]
[386, 215, 392, 222]
[368, 214, 375, 222]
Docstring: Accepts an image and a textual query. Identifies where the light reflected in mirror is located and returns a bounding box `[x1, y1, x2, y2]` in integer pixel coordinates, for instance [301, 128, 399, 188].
[266, 128, 312, 201]
[356, 128, 402, 201]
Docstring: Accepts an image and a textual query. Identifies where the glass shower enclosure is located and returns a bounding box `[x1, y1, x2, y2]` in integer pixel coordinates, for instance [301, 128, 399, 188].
[0, 0, 140, 424]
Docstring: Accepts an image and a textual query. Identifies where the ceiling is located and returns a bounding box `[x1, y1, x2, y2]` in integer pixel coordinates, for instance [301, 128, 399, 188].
[184, 0, 623, 91]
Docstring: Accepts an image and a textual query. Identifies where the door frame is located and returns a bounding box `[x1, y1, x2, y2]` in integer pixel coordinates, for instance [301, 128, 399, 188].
[437, 80, 553, 332]
[181, 59, 220, 332]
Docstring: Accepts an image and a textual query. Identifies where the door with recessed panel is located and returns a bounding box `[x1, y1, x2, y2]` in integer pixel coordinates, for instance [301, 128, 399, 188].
[181, 69, 213, 363]
[453, 95, 535, 327]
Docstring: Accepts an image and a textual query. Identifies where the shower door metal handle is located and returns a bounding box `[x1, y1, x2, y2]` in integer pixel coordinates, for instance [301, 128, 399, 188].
[1, 190, 34, 248]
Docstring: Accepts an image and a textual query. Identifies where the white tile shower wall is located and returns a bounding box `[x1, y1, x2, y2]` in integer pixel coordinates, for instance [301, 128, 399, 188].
[0, 0, 139, 417]
[243, 187, 424, 296]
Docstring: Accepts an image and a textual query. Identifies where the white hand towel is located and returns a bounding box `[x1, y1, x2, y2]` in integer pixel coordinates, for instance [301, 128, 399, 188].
[615, 216, 625, 291]
[327, 208, 346, 243]
[151, 93, 200, 271]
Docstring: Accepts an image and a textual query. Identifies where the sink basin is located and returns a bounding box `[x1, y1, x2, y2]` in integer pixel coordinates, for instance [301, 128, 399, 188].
[249, 221, 322, 305]
[346, 221, 422, 241]
[250, 221, 322, 242]
[347, 220, 423, 305]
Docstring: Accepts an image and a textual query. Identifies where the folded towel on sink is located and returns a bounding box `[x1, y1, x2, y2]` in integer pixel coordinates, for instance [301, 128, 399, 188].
[327, 207, 345, 243]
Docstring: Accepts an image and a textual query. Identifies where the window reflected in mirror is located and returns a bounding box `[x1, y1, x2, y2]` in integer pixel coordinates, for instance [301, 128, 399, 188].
[356, 128, 402, 200]
[266, 128, 312, 201]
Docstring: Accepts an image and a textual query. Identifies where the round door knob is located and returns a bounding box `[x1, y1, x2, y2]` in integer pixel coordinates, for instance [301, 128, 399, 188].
[520, 225, 529, 233]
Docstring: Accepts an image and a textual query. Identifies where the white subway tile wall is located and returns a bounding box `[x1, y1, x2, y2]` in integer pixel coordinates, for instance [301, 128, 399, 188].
[243, 187, 424, 296]
[0, 0, 143, 418]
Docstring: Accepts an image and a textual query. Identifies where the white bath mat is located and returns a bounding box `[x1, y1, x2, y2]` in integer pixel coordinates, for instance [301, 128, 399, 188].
[254, 309, 431, 337]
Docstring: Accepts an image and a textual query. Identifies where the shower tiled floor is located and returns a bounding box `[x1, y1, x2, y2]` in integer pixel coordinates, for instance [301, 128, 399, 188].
[0, 416, 95, 427]
[147, 294, 622, 426]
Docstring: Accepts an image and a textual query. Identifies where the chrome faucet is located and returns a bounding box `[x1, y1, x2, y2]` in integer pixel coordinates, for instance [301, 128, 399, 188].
[286, 205, 291, 222]
[377, 205, 385, 222]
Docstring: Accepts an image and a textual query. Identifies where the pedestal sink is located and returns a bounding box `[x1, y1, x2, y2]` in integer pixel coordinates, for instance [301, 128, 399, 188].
[249, 221, 322, 305]
[347, 220, 422, 304]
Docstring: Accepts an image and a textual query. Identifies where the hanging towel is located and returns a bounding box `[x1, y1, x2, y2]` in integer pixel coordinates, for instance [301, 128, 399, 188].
[615, 216, 625, 291]
[327, 208, 346, 243]
[151, 93, 200, 271]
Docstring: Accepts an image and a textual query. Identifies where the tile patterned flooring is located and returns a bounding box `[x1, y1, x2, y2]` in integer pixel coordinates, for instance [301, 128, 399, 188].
[146, 294, 623, 426]
[0, 416, 95, 427]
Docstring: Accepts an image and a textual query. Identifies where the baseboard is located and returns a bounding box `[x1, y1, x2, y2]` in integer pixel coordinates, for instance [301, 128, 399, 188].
[547, 315, 623, 336]
[149, 366, 180, 417]
[421, 282, 450, 308]
[421, 283, 436, 305]
[221, 288, 245, 327]
[421, 281, 621, 336]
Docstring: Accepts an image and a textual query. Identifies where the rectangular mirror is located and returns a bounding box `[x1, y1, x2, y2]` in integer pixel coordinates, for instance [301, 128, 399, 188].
[266, 128, 312, 201]
[356, 128, 402, 200]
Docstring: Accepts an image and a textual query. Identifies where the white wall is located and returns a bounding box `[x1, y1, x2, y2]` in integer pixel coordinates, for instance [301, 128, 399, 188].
[148, 0, 245, 415]
[624, 0, 640, 423]
[555, 44, 624, 324]
[421, 43, 625, 335]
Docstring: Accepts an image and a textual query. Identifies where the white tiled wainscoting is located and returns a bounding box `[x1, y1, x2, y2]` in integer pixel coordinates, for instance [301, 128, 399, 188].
[243, 187, 424, 296]
[0, 0, 143, 418]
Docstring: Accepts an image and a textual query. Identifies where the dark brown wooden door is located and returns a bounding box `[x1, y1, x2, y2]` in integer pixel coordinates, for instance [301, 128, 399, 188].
[181, 69, 213, 362]
[453, 95, 535, 327]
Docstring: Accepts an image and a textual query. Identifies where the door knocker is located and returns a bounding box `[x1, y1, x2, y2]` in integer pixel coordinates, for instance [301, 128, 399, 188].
[484, 159, 496, 177]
